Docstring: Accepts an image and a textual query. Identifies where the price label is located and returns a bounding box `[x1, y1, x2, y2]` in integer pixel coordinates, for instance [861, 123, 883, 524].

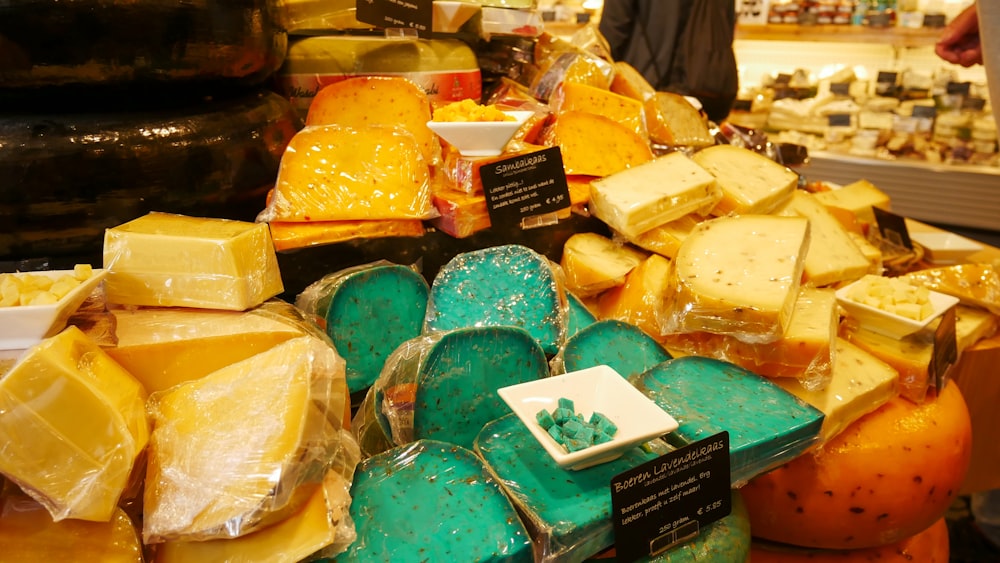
[480, 146, 571, 231]
[355, 0, 433, 35]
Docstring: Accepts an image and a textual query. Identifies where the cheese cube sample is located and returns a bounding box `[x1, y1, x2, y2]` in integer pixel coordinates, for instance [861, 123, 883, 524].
[774, 190, 871, 287]
[644, 91, 715, 148]
[812, 179, 891, 226]
[305, 76, 440, 166]
[622, 213, 704, 260]
[589, 152, 721, 238]
[560, 232, 647, 297]
[692, 144, 798, 215]
[661, 215, 810, 343]
[103, 212, 283, 311]
[259, 124, 434, 223]
[0, 326, 149, 522]
[0, 490, 143, 562]
[597, 253, 672, 340]
[143, 335, 354, 543]
[94, 301, 313, 394]
[542, 110, 653, 177]
[775, 338, 899, 445]
[552, 81, 647, 140]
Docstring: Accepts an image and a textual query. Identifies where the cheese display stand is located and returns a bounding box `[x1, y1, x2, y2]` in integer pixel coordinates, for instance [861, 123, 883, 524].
[1, 1, 999, 562]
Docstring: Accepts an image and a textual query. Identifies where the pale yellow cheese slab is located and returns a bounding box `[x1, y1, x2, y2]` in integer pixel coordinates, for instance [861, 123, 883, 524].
[812, 179, 891, 226]
[622, 213, 704, 260]
[692, 144, 798, 216]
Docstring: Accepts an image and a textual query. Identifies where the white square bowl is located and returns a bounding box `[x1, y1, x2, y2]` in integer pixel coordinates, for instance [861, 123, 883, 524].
[0, 269, 106, 351]
[910, 231, 984, 265]
[427, 110, 533, 157]
[835, 279, 960, 339]
[498, 365, 679, 471]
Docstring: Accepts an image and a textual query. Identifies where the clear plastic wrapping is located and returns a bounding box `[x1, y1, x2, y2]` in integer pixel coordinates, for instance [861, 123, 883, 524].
[900, 263, 1000, 315]
[267, 219, 426, 252]
[528, 35, 615, 102]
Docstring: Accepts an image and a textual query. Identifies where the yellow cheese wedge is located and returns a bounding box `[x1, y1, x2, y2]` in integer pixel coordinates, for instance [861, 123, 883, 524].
[152, 469, 355, 563]
[691, 144, 799, 216]
[268, 219, 426, 251]
[609, 61, 656, 102]
[260, 124, 435, 223]
[839, 322, 934, 404]
[644, 91, 715, 148]
[560, 232, 647, 298]
[812, 179, 891, 226]
[775, 338, 899, 445]
[551, 81, 647, 140]
[662, 215, 810, 343]
[774, 190, 871, 287]
[529, 41, 615, 100]
[589, 152, 721, 238]
[103, 212, 284, 311]
[0, 490, 143, 562]
[597, 253, 672, 339]
[95, 301, 314, 394]
[143, 335, 353, 543]
[542, 110, 654, 177]
[954, 304, 999, 351]
[0, 326, 149, 522]
[622, 213, 704, 260]
[305, 76, 440, 166]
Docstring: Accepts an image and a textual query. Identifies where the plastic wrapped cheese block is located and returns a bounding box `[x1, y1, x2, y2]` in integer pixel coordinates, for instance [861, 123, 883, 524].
[103, 212, 284, 311]
[0, 326, 149, 522]
[430, 188, 494, 238]
[258, 124, 435, 223]
[267, 219, 426, 252]
[631, 356, 824, 486]
[89, 300, 316, 394]
[644, 91, 716, 148]
[295, 262, 429, 396]
[541, 110, 654, 177]
[550, 81, 647, 140]
[369, 326, 548, 452]
[152, 468, 358, 563]
[811, 179, 891, 226]
[589, 152, 722, 238]
[660, 215, 810, 343]
[143, 335, 357, 543]
[622, 213, 704, 260]
[774, 338, 899, 446]
[773, 190, 871, 287]
[333, 440, 533, 562]
[559, 232, 647, 298]
[425, 244, 568, 355]
[552, 319, 672, 379]
[475, 414, 753, 562]
[597, 253, 672, 340]
[839, 320, 935, 404]
[691, 144, 799, 216]
[609, 61, 656, 102]
[899, 263, 1000, 315]
[0, 488, 143, 562]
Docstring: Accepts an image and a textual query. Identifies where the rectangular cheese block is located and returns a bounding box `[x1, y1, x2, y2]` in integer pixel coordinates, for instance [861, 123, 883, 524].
[692, 144, 799, 215]
[589, 152, 722, 238]
[774, 190, 872, 287]
[775, 337, 898, 445]
[552, 81, 647, 140]
[622, 213, 704, 260]
[103, 212, 284, 311]
[597, 253, 673, 340]
[143, 335, 352, 543]
[560, 232, 647, 298]
[542, 110, 653, 177]
[812, 179, 891, 226]
[0, 326, 149, 522]
[662, 215, 810, 343]
[429, 188, 492, 239]
[644, 91, 715, 148]
[268, 219, 426, 252]
[440, 143, 547, 195]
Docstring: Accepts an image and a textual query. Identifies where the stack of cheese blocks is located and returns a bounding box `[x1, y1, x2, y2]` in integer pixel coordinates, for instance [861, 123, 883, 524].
[0, 211, 360, 562]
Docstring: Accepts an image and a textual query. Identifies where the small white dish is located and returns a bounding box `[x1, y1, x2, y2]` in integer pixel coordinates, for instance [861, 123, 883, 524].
[835, 280, 960, 338]
[0, 269, 106, 351]
[910, 231, 984, 265]
[432, 1, 480, 33]
[427, 110, 533, 157]
[498, 365, 679, 471]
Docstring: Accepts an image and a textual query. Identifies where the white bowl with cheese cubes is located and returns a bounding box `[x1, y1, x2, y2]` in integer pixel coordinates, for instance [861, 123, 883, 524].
[498, 365, 679, 471]
[426, 110, 534, 157]
[835, 274, 960, 339]
[0, 266, 106, 350]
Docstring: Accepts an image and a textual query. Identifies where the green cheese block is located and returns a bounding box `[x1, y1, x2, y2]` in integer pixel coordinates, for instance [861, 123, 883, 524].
[630, 356, 824, 486]
[558, 319, 671, 379]
[296, 263, 429, 395]
[567, 292, 597, 338]
[424, 244, 568, 355]
[329, 439, 533, 563]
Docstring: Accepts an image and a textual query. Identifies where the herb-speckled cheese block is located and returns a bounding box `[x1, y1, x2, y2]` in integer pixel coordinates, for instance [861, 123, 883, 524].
[556, 319, 671, 379]
[589, 152, 721, 238]
[542, 110, 654, 177]
[692, 144, 798, 216]
[425, 244, 568, 355]
[631, 356, 824, 486]
[331, 440, 533, 563]
[661, 215, 810, 343]
[296, 263, 429, 395]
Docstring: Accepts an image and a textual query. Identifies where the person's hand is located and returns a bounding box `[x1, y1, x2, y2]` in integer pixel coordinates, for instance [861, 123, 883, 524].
[935, 4, 983, 67]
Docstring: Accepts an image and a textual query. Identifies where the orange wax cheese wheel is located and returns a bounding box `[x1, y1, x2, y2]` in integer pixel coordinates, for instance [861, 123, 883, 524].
[0, 326, 149, 522]
[305, 75, 440, 166]
[262, 124, 434, 222]
[644, 91, 715, 148]
[268, 219, 426, 251]
[552, 81, 647, 140]
[596, 253, 672, 340]
[542, 110, 653, 177]
[749, 517, 950, 562]
[143, 335, 354, 543]
[0, 490, 143, 562]
[741, 381, 972, 550]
